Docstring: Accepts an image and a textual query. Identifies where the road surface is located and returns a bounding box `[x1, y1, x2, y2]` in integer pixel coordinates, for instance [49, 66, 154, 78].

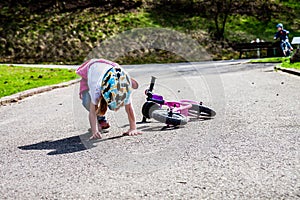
[0, 61, 299, 199]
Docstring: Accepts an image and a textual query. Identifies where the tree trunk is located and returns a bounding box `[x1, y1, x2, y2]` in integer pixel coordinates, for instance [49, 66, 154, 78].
[220, 0, 232, 40]
[214, 12, 221, 39]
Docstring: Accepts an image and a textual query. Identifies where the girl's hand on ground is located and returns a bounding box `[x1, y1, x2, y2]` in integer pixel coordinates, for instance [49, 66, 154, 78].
[90, 131, 102, 140]
[123, 129, 142, 136]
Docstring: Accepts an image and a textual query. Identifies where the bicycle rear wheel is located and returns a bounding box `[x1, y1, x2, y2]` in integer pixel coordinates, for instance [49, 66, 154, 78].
[152, 109, 188, 126]
[190, 104, 216, 117]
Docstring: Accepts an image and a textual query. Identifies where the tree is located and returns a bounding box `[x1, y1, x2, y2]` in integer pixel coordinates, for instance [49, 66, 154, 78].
[196, 0, 280, 40]
[209, 0, 233, 40]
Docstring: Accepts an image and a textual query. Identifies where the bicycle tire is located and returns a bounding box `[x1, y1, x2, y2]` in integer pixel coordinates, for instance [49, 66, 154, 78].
[142, 101, 160, 119]
[190, 104, 216, 117]
[152, 109, 188, 126]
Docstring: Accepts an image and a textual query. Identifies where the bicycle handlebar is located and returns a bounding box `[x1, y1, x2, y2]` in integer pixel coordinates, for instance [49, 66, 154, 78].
[149, 76, 157, 92]
[145, 76, 165, 105]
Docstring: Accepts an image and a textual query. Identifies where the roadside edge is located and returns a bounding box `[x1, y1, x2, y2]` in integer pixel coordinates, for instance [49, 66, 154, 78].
[274, 66, 300, 76]
[0, 79, 80, 106]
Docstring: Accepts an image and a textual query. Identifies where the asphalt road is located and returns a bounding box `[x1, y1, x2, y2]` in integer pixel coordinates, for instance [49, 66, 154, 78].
[0, 61, 299, 199]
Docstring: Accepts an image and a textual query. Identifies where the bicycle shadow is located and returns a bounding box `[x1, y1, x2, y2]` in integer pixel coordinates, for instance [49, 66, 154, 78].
[124, 122, 180, 131]
[188, 116, 215, 122]
[130, 117, 214, 131]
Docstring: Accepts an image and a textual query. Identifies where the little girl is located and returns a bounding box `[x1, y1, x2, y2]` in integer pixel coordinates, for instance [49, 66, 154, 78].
[76, 59, 141, 139]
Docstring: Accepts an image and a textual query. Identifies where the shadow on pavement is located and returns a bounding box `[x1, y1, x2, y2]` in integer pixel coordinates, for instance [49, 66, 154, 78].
[188, 117, 214, 122]
[126, 123, 182, 131]
[18, 132, 125, 155]
[18, 116, 215, 155]
[123, 118, 214, 132]
[18, 133, 90, 155]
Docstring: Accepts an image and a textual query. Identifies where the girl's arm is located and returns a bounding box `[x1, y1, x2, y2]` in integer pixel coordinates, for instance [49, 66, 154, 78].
[124, 103, 142, 136]
[89, 102, 102, 139]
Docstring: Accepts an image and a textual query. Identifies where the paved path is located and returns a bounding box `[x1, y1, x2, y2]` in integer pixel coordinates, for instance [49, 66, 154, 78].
[2, 59, 251, 69]
[0, 62, 299, 199]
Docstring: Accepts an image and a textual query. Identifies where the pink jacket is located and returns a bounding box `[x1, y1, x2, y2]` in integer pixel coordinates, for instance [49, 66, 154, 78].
[76, 59, 119, 96]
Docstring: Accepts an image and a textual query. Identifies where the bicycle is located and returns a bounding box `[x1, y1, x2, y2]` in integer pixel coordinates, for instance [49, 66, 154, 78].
[141, 76, 216, 128]
[281, 40, 291, 57]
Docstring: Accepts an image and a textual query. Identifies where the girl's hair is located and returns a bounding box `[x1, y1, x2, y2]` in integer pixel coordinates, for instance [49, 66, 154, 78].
[96, 96, 108, 116]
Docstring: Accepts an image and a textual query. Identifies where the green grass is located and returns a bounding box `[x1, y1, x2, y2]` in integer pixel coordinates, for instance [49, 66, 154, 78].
[250, 57, 290, 63]
[281, 61, 300, 70]
[0, 65, 78, 98]
[250, 56, 300, 70]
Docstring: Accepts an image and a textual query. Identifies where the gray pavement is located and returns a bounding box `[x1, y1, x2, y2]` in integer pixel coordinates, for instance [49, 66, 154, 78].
[0, 62, 299, 199]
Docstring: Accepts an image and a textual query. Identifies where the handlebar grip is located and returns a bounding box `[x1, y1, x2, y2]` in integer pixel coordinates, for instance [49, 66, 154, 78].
[149, 76, 157, 92]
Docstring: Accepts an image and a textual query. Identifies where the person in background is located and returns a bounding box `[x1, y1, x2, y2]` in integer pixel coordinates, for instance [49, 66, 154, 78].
[274, 23, 293, 55]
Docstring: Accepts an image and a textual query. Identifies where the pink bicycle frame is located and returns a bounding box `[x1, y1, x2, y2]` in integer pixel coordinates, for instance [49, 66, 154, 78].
[151, 94, 194, 117]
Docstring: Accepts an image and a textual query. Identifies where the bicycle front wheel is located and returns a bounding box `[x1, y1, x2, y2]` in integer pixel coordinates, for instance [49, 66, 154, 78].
[142, 101, 160, 119]
[190, 104, 216, 117]
[152, 109, 188, 126]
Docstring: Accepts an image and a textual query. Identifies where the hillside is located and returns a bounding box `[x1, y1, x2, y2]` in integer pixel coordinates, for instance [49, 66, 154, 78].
[1, 0, 300, 64]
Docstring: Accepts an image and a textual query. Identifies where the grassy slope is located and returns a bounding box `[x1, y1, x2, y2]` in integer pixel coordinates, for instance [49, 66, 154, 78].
[226, 1, 300, 42]
[1, 1, 300, 64]
[0, 65, 78, 98]
[0, 9, 165, 64]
